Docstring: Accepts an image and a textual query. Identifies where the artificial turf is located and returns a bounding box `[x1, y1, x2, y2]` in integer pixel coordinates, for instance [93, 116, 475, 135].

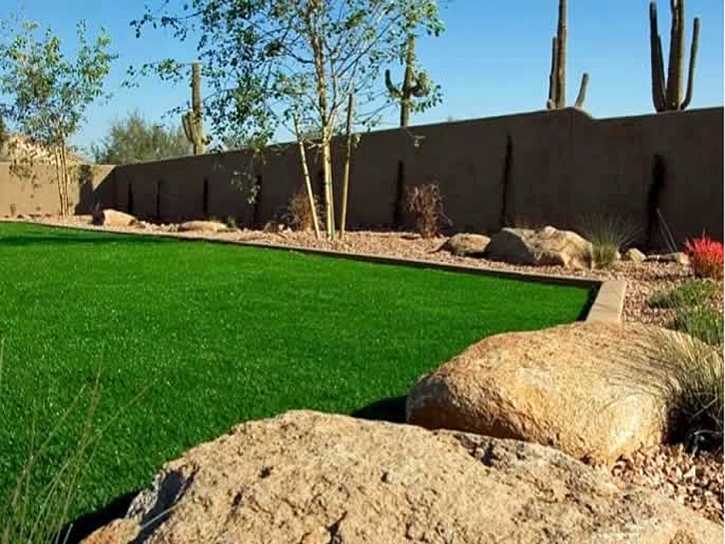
[0, 222, 593, 532]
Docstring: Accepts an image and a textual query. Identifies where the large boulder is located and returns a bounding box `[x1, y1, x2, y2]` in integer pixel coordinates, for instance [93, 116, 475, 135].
[177, 220, 229, 233]
[92, 209, 136, 227]
[406, 321, 685, 465]
[484, 225, 593, 269]
[438, 233, 490, 257]
[80, 410, 721, 544]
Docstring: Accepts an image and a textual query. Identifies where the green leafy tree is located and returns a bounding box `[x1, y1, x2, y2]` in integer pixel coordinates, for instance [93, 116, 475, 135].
[91, 110, 191, 164]
[0, 15, 116, 216]
[130, 0, 445, 239]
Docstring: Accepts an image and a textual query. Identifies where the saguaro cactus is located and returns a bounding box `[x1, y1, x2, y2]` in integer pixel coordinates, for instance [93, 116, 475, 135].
[649, 0, 700, 112]
[385, 36, 430, 127]
[546, 0, 589, 110]
[182, 61, 206, 155]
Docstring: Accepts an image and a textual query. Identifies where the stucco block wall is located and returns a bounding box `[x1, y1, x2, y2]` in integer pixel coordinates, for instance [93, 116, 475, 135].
[0, 163, 115, 216]
[1, 107, 721, 250]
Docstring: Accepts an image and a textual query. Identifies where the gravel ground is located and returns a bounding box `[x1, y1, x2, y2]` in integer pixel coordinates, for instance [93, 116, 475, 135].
[6, 215, 724, 524]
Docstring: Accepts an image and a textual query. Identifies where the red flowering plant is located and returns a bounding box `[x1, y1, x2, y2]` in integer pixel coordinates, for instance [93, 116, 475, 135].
[683, 234, 724, 281]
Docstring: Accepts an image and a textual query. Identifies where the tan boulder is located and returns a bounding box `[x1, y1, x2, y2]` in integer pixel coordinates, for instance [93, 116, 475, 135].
[438, 233, 490, 257]
[92, 209, 136, 227]
[405, 321, 684, 465]
[484, 225, 593, 269]
[81, 410, 721, 544]
[177, 220, 229, 233]
[79, 520, 139, 544]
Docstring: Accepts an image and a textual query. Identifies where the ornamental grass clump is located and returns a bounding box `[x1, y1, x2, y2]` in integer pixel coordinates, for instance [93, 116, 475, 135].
[684, 234, 724, 280]
[574, 214, 640, 270]
[1, 343, 150, 544]
[617, 326, 723, 455]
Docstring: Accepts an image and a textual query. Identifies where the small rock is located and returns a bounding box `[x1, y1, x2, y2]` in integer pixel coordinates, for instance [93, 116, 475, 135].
[93, 209, 136, 227]
[263, 221, 285, 233]
[438, 233, 490, 257]
[683, 466, 698, 481]
[177, 220, 228, 233]
[624, 248, 646, 263]
[645, 252, 690, 266]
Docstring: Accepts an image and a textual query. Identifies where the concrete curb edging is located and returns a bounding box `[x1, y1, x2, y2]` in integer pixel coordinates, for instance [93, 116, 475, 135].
[583, 279, 626, 324]
[1, 219, 626, 323]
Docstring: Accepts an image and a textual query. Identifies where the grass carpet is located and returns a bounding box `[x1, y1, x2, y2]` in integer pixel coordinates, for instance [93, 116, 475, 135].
[0, 222, 593, 532]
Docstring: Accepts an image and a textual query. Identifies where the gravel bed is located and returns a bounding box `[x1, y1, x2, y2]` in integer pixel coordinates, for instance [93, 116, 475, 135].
[6, 216, 724, 524]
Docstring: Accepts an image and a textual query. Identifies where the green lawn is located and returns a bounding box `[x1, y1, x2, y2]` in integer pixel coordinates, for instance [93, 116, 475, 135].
[0, 222, 593, 533]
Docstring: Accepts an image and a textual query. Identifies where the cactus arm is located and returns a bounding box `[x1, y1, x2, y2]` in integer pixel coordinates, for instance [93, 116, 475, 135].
[546, 36, 558, 109]
[555, 0, 567, 108]
[680, 16, 699, 110]
[649, 2, 667, 112]
[574, 72, 589, 109]
[385, 69, 403, 99]
[665, 0, 685, 110]
[182, 110, 193, 142]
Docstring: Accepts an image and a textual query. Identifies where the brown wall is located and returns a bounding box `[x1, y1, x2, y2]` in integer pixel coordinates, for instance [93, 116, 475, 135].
[0, 163, 116, 216]
[1, 107, 722, 249]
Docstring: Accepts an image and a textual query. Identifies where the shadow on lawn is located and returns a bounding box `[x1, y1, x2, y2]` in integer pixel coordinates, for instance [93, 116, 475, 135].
[350, 396, 407, 424]
[50, 489, 140, 544]
[0, 233, 168, 248]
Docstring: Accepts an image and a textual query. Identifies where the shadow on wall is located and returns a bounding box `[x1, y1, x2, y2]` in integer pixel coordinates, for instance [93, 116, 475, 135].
[84, 166, 118, 216]
[81, 107, 723, 249]
[75, 164, 96, 215]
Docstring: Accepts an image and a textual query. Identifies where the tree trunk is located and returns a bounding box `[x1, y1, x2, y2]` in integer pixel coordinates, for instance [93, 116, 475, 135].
[293, 114, 321, 239]
[339, 92, 355, 238]
[321, 134, 335, 239]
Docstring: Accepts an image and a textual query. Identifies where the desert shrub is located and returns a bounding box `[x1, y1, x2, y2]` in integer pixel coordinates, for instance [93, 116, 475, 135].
[615, 326, 724, 454]
[670, 306, 724, 347]
[649, 279, 719, 309]
[575, 214, 640, 270]
[405, 183, 451, 238]
[284, 189, 322, 232]
[684, 234, 724, 280]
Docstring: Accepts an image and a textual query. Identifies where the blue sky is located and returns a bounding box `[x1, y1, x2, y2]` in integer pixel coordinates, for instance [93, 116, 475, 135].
[3, 0, 723, 153]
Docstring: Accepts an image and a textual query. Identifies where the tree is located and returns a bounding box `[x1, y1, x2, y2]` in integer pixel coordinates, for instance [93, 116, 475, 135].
[0, 15, 116, 215]
[91, 110, 191, 164]
[130, 0, 445, 239]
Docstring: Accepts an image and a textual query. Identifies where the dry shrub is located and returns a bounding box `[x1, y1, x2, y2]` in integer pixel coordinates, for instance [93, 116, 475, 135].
[405, 183, 451, 238]
[284, 189, 323, 232]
